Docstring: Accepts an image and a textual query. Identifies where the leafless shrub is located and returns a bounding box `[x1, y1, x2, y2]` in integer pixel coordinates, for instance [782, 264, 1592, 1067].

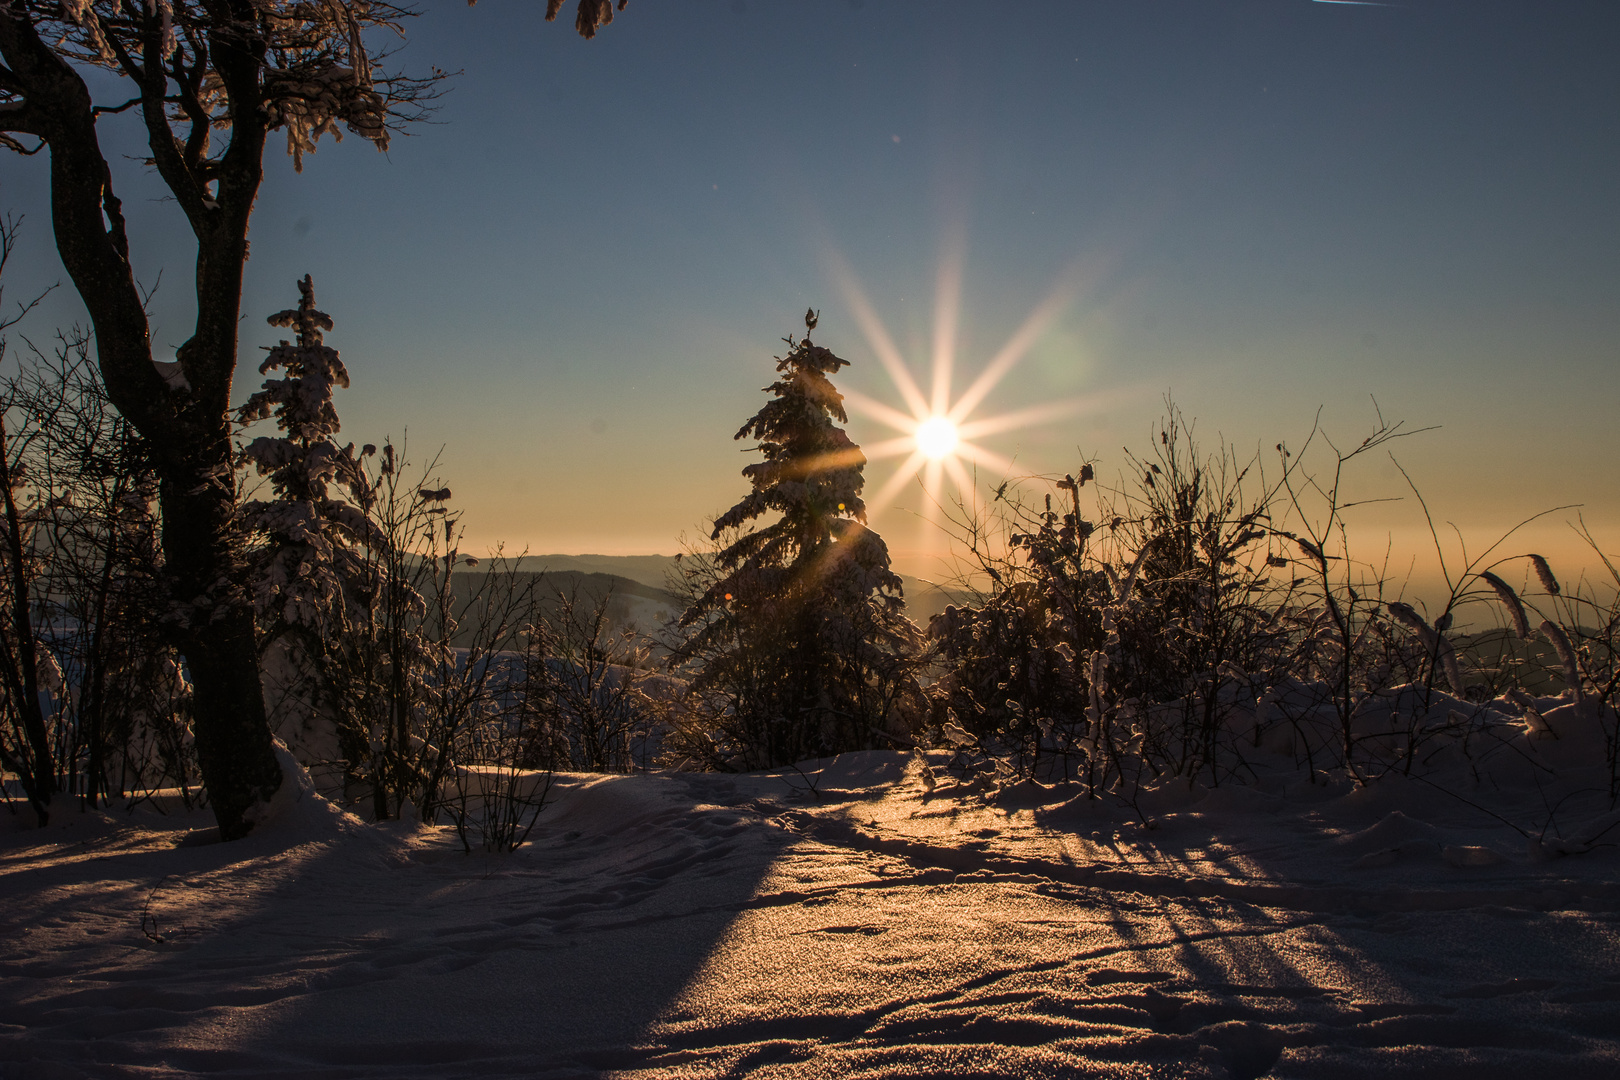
[543, 582, 669, 773]
[0, 323, 197, 821]
[921, 398, 1491, 801]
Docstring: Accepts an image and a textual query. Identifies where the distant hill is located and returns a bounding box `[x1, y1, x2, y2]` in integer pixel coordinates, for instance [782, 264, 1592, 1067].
[899, 575, 971, 628]
[519, 554, 968, 627]
[514, 555, 682, 593]
[446, 569, 682, 646]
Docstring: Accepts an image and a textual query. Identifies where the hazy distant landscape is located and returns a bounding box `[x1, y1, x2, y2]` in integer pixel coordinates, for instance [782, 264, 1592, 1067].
[505, 554, 965, 630]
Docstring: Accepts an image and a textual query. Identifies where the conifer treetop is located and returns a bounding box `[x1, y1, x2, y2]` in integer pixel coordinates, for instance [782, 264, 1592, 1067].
[241, 276, 349, 454]
[686, 311, 904, 632]
[713, 311, 871, 556]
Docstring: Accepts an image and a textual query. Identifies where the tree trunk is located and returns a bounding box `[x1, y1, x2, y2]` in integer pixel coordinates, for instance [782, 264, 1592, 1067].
[158, 451, 282, 839]
[0, 14, 281, 839]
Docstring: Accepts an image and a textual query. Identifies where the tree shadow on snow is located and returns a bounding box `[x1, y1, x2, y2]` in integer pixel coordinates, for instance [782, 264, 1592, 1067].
[0, 770, 788, 1078]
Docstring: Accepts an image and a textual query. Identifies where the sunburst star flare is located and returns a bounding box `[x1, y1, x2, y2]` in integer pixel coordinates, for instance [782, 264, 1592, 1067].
[825, 251, 1111, 553]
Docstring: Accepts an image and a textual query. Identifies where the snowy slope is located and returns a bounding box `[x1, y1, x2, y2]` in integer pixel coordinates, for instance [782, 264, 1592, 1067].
[3, 751, 1619, 1079]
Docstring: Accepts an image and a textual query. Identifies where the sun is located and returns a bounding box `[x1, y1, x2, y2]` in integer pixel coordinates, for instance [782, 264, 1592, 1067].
[825, 240, 1109, 545]
[914, 416, 959, 461]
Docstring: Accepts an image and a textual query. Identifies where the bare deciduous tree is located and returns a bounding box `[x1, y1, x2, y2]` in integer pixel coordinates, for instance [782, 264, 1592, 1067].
[0, 1, 617, 837]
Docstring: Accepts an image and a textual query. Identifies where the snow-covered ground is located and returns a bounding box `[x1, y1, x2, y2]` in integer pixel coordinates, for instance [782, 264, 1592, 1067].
[4, 748, 1619, 1079]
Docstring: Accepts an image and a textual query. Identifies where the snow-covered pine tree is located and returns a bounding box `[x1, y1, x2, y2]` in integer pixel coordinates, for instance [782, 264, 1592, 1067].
[238, 280, 548, 824]
[237, 276, 381, 783]
[674, 310, 921, 769]
[239, 276, 380, 643]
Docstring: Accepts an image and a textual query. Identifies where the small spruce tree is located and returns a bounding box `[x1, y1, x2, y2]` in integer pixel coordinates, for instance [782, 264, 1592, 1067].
[237, 276, 382, 784]
[239, 276, 382, 645]
[674, 309, 920, 769]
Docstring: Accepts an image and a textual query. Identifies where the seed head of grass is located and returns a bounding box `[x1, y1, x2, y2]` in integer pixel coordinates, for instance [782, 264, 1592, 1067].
[1480, 570, 1533, 641]
[1530, 554, 1561, 596]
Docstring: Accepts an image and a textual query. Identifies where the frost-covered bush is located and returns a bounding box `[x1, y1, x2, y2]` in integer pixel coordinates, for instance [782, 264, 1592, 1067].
[540, 584, 672, 772]
[929, 406, 1308, 791]
[927, 400, 1620, 808]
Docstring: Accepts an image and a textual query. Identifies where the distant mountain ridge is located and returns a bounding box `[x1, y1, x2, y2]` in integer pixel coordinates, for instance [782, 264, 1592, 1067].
[512, 555, 682, 592]
[520, 554, 966, 626]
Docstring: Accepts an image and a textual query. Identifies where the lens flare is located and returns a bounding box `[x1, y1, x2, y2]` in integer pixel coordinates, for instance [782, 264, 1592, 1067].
[826, 245, 1113, 551]
[915, 416, 959, 461]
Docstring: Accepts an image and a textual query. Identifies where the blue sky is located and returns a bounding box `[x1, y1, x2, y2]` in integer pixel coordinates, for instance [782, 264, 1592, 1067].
[2, 0, 1615, 590]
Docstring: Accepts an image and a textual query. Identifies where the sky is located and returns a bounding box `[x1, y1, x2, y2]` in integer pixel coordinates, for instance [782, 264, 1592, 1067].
[1, 0, 1615, 597]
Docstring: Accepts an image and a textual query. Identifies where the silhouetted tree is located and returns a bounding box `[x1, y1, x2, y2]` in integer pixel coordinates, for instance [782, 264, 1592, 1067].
[672, 310, 921, 769]
[0, 1, 618, 837]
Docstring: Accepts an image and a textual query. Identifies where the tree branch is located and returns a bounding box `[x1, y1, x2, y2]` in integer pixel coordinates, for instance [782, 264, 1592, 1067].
[91, 94, 143, 117]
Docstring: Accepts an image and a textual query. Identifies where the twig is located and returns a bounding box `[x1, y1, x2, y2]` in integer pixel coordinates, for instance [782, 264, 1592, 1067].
[140, 876, 168, 943]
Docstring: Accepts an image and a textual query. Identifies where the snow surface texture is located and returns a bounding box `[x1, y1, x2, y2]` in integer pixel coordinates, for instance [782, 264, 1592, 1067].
[4, 750, 1619, 1079]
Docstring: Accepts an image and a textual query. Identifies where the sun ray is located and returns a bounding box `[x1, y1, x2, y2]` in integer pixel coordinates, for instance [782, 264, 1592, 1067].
[955, 396, 1101, 440]
[922, 458, 945, 514]
[828, 254, 931, 419]
[861, 434, 923, 460]
[947, 259, 1109, 424]
[840, 387, 923, 435]
[948, 288, 1068, 423]
[942, 455, 976, 505]
[955, 440, 1015, 476]
[931, 229, 965, 416]
[866, 448, 930, 513]
[800, 447, 872, 473]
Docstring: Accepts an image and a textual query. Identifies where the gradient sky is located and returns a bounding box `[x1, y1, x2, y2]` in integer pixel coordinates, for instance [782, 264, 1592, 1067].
[2, 0, 1616, 596]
